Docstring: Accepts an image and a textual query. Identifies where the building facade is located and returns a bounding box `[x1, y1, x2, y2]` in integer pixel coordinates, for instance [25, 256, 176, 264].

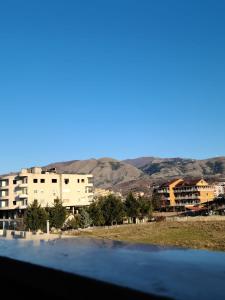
[213, 181, 225, 197]
[0, 167, 94, 218]
[157, 178, 214, 209]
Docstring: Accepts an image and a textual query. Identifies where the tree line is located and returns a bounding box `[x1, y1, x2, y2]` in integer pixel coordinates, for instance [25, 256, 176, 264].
[24, 192, 155, 232]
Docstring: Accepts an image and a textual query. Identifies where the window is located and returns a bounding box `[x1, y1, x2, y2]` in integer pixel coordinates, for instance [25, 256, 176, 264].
[88, 177, 93, 184]
[64, 179, 69, 184]
[77, 179, 80, 183]
[85, 187, 93, 193]
[40, 179, 45, 183]
[52, 179, 57, 183]
[0, 200, 8, 208]
[81, 179, 85, 183]
[0, 180, 8, 187]
[13, 200, 16, 205]
[13, 180, 17, 184]
[33, 179, 38, 183]
[0, 190, 8, 197]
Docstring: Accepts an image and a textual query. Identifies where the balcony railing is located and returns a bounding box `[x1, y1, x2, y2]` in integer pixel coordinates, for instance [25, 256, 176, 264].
[174, 187, 213, 192]
[158, 189, 169, 193]
[175, 195, 200, 200]
[175, 202, 199, 206]
[0, 195, 9, 200]
[19, 194, 28, 199]
[19, 183, 28, 188]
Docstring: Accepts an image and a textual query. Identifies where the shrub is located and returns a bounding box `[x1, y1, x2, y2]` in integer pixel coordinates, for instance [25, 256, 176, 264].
[66, 215, 81, 230]
[155, 216, 166, 222]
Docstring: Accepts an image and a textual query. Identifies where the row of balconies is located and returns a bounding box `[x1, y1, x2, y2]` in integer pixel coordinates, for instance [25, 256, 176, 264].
[0, 199, 27, 209]
[158, 187, 214, 194]
[175, 195, 200, 200]
[175, 201, 200, 206]
[0, 183, 28, 190]
[158, 189, 170, 193]
[174, 187, 213, 192]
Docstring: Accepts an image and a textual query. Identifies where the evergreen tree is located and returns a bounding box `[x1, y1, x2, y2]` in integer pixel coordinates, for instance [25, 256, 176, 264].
[88, 198, 105, 226]
[79, 208, 92, 228]
[24, 200, 48, 232]
[102, 195, 125, 226]
[124, 192, 139, 222]
[49, 198, 67, 229]
[151, 192, 162, 210]
[138, 197, 153, 219]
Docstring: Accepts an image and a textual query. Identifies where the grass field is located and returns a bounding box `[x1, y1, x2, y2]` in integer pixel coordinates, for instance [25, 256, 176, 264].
[73, 221, 225, 251]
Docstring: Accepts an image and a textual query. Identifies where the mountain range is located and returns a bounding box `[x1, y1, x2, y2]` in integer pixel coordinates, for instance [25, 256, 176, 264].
[46, 156, 225, 194]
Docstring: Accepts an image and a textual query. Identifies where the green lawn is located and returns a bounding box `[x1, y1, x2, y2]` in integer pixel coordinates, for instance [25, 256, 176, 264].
[72, 221, 225, 251]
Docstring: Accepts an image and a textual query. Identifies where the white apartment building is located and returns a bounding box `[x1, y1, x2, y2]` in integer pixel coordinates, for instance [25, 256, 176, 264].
[0, 167, 94, 218]
[213, 181, 225, 197]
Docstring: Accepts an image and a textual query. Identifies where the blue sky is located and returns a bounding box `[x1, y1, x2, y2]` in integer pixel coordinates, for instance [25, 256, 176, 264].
[0, 0, 225, 173]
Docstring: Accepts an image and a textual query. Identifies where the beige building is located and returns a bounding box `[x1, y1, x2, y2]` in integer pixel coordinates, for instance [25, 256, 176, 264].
[94, 188, 122, 199]
[0, 167, 94, 218]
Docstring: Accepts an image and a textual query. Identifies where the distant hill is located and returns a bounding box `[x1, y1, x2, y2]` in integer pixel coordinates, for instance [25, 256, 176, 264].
[46, 157, 144, 188]
[123, 156, 225, 180]
[45, 156, 225, 194]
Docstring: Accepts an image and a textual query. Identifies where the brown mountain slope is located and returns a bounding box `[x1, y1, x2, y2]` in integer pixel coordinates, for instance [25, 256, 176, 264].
[45, 156, 225, 194]
[46, 157, 144, 188]
[123, 156, 225, 180]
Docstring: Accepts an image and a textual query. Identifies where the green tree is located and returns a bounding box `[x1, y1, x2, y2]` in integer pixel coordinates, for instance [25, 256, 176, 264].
[88, 198, 105, 226]
[24, 200, 48, 232]
[138, 197, 153, 219]
[49, 198, 67, 229]
[151, 192, 162, 211]
[102, 195, 125, 226]
[124, 192, 140, 222]
[79, 208, 92, 228]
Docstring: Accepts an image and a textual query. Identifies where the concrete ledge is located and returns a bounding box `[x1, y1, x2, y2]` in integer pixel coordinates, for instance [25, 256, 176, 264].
[0, 229, 73, 240]
[0, 256, 170, 300]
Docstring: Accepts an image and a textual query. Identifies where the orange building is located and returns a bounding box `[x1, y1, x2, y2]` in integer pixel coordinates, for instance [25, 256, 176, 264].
[157, 178, 214, 209]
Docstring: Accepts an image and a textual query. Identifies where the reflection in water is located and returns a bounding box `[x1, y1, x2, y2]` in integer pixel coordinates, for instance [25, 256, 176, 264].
[0, 237, 225, 300]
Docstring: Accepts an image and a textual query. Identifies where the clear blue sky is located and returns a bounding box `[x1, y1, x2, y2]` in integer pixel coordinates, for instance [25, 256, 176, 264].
[1, 0, 225, 173]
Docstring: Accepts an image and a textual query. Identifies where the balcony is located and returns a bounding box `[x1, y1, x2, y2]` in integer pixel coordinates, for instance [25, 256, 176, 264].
[0, 183, 9, 189]
[175, 195, 200, 200]
[175, 201, 200, 206]
[174, 187, 198, 192]
[18, 204, 28, 209]
[161, 197, 170, 201]
[0, 195, 9, 200]
[19, 182, 28, 188]
[158, 188, 169, 193]
[174, 187, 213, 193]
[19, 194, 28, 199]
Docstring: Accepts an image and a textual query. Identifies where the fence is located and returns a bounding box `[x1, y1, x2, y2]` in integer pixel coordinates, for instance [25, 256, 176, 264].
[0, 218, 25, 231]
[167, 215, 225, 222]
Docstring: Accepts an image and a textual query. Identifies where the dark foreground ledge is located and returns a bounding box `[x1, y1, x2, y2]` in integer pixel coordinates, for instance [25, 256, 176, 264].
[0, 256, 170, 300]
